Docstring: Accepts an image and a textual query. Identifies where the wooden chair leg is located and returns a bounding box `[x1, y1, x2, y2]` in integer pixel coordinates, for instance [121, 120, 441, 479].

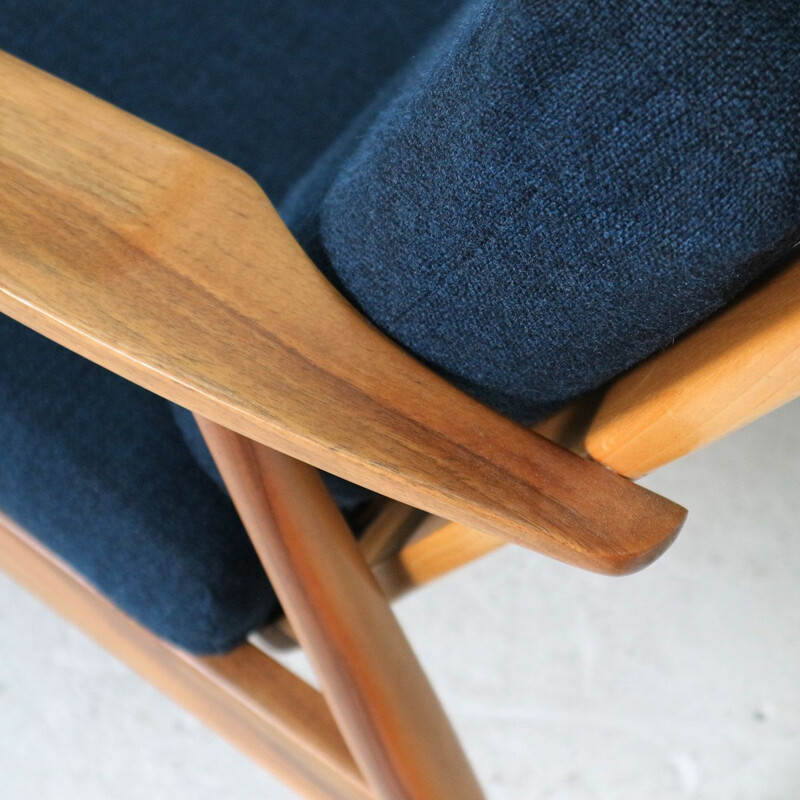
[0, 512, 372, 800]
[197, 417, 486, 800]
[261, 397, 609, 648]
[262, 499, 425, 648]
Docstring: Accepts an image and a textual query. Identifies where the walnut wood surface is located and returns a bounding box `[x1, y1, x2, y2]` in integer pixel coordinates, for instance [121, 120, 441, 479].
[0, 512, 372, 800]
[0, 51, 685, 574]
[371, 406, 598, 596]
[379, 264, 800, 586]
[268, 500, 425, 648]
[585, 256, 800, 478]
[197, 418, 486, 800]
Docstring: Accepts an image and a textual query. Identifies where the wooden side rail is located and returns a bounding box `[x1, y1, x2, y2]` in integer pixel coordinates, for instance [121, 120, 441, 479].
[0, 51, 685, 575]
[358, 501, 426, 565]
[197, 417, 486, 800]
[367, 404, 598, 598]
[0, 512, 373, 800]
[585, 254, 800, 477]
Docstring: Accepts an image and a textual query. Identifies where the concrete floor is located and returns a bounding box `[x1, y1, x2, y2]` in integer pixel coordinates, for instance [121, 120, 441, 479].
[0, 401, 798, 799]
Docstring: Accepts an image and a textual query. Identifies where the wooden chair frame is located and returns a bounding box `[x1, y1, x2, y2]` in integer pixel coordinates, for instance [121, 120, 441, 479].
[1, 53, 798, 799]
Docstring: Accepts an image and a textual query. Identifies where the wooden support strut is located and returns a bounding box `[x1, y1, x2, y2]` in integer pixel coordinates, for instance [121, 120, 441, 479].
[197, 416, 487, 800]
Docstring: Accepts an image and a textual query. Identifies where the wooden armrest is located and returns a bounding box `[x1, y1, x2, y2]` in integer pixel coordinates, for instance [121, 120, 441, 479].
[0, 52, 685, 574]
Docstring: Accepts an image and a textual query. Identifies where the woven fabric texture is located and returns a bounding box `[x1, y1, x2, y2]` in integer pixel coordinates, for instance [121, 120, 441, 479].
[1, 0, 797, 653]
[319, 0, 800, 419]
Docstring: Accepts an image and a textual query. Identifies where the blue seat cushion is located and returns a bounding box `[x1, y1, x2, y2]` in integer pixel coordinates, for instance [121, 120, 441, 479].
[0, 315, 276, 653]
[0, 0, 458, 652]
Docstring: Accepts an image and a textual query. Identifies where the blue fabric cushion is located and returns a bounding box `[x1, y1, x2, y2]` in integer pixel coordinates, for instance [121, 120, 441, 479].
[0, 0, 459, 204]
[0, 0, 457, 651]
[0, 315, 275, 653]
[312, 0, 800, 420]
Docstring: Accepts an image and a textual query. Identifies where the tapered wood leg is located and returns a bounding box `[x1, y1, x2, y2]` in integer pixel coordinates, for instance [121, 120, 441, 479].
[0, 512, 372, 800]
[197, 417, 486, 800]
[264, 498, 426, 648]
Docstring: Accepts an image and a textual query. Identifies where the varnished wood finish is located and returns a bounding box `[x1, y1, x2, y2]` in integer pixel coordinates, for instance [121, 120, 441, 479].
[197, 417, 486, 800]
[267, 501, 425, 647]
[585, 256, 800, 478]
[371, 400, 613, 596]
[528, 394, 602, 455]
[381, 270, 800, 587]
[0, 512, 372, 800]
[0, 52, 685, 574]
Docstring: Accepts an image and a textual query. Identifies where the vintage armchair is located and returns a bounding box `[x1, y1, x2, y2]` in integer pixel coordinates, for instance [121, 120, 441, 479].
[0, 3, 798, 799]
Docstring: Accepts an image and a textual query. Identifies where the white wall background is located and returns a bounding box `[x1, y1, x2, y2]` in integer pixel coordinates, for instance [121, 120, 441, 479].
[0, 400, 798, 799]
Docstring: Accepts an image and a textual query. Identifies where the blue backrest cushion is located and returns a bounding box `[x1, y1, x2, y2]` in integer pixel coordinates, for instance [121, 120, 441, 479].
[286, 0, 800, 423]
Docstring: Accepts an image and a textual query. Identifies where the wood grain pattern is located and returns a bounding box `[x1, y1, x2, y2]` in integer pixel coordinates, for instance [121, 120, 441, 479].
[0, 51, 685, 575]
[585, 256, 800, 478]
[370, 405, 598, 596]
[385, 263, 800, 587]
[0, 512, 372, 800]
[376, 263, 800, 587]
[267, 501, 425, 647]
[197, 417, 486, 800]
